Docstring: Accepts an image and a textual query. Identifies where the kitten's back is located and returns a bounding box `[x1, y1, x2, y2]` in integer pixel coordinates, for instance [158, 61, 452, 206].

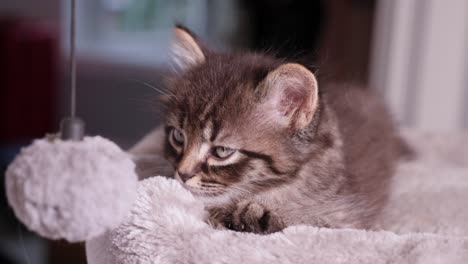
[324, 83, 405, 222]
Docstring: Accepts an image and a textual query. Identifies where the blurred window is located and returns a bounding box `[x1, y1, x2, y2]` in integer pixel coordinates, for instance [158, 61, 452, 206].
[62, 0, 238, 66]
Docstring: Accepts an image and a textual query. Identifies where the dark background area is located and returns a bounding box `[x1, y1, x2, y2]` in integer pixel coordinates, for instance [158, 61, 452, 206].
[242, 0, 375, 83]
[0, 0, 375, 263]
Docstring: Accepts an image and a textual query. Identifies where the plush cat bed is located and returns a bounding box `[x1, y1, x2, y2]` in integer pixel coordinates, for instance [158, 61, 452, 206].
[86, 130, 468, 264]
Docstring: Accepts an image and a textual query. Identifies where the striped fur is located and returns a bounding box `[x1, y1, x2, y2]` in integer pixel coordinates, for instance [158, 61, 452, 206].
[161, 27, 406, 233]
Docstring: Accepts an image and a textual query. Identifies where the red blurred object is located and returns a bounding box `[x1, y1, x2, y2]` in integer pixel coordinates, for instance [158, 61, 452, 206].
[0, 18, 58, 144]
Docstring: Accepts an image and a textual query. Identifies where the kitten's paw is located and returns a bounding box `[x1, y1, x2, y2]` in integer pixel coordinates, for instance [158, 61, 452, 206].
[206, 207, 230, 230]
[227, 201, 284, 234]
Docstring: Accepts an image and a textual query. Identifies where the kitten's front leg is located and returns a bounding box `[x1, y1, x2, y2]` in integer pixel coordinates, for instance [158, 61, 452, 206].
[208, 201, 285, 234]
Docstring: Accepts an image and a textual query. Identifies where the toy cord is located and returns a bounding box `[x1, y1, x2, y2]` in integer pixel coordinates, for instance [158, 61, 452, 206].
[60, 0, 85, 141]
[70, 0, 76, 119]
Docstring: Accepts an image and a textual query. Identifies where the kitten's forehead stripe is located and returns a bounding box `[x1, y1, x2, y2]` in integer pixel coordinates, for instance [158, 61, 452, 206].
[210, 119, 221, 142]
[199, 100, 216, 123]
[203, 122, 212, 141]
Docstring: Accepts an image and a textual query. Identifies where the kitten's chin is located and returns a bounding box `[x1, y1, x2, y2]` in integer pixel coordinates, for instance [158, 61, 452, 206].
[182, 185, 233, 206]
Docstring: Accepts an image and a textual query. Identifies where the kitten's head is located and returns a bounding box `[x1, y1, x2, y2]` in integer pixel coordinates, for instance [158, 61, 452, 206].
[163, 26, 320, 204]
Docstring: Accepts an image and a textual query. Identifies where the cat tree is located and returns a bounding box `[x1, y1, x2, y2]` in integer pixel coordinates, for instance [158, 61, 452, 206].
[87, 128, 468, 263]
[4, 1, 468, 263]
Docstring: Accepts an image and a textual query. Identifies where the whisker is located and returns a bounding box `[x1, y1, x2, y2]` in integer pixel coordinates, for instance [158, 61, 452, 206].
[128, 79, 180, 103]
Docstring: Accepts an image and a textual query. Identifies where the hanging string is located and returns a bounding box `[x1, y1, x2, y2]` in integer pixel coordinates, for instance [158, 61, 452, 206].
[70, 0, 76, 118]
[60, 0, 84, 141]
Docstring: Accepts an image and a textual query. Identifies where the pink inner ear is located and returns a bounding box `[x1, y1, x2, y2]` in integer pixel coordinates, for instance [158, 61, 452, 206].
[279, 86, 307, 116]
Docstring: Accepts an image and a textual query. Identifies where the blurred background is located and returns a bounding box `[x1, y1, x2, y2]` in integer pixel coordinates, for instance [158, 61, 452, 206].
[0, 0, 467, 263]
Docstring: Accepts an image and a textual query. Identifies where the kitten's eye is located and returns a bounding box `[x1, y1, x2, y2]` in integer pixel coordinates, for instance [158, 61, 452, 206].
[172, 128, 185, 145]
[213, 146, 236, 159]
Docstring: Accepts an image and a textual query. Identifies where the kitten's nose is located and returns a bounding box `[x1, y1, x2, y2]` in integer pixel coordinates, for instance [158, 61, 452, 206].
[178, 171, 196, 183]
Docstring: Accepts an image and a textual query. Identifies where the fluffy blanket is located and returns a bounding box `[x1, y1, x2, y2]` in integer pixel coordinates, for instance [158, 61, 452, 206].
[86, 130, 468, 263]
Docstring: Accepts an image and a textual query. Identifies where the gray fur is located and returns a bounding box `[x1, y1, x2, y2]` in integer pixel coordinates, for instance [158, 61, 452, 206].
[153, 27, 407, 233]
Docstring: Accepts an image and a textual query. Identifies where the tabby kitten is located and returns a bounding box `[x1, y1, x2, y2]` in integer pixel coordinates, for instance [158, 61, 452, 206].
[161, 26, 405, 234]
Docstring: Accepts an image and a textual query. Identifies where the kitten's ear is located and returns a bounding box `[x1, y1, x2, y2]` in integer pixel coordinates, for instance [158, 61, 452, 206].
[171, 26, 205, 71]
[260, 63, 319, 130]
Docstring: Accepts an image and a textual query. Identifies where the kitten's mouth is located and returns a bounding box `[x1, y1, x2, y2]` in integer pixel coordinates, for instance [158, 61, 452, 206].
[174, 172, 226, 197]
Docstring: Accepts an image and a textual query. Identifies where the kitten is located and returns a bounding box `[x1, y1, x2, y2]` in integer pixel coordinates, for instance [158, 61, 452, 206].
[158, 26, 406, 234]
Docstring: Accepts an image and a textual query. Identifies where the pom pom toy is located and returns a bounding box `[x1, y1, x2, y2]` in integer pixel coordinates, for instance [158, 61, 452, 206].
[4, 1, 137, 242]
[5, 135, 137, 242]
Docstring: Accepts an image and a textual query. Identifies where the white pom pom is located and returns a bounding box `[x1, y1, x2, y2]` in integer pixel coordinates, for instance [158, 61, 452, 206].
[5, 136, 137, 242]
